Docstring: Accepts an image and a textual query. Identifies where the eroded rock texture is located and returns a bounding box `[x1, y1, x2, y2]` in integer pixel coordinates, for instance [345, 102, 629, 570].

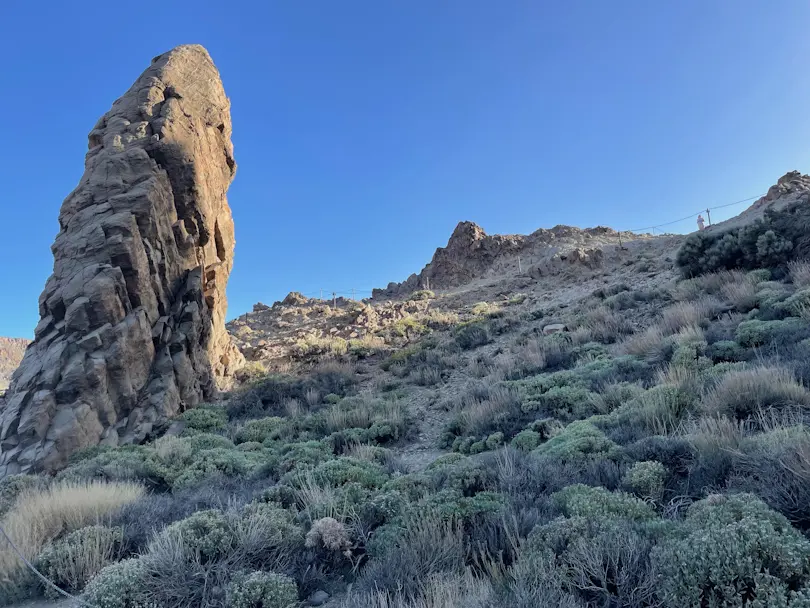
[0, 45, 243, 475]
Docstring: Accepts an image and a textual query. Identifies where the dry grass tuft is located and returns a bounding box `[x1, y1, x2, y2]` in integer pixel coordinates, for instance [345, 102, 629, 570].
[583, 307, 633, 343]
[456, 386, 520, 436]
[789, 260, 810, 288]
[345, 571, 494, 608]
[617, 326, 668, 360]
[0, 480, 143, 596]
[683, 415, 746, 456]
[659, 297, 723, 335]
[323, 398, 406, 435]
[702, 365, 810, 421]
[721, 280, 759, 312]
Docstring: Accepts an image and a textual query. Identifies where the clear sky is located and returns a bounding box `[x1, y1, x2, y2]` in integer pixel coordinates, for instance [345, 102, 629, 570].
[2, 1, 810, 338]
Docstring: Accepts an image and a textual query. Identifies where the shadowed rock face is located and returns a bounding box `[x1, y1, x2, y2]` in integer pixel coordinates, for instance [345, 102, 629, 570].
[0, 45, 244, 475]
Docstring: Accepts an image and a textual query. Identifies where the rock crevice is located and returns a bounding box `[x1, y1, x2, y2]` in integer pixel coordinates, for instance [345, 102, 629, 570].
[0, 44, 243, 475]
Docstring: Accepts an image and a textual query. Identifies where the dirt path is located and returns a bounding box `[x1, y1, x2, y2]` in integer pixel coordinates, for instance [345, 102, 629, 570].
[393, 387, 448, 471]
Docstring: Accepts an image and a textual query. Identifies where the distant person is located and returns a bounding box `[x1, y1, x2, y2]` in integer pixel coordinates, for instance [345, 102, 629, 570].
[697, 214, 705, 231]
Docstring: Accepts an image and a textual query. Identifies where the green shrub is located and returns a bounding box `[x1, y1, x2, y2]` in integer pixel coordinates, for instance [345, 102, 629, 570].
[187, 433, 236, 451]
[225, 570, 298, 608]
[553, 484, 657, 522]
[472, 302, 492, 316]
[380, 344, 422, 371]
[274, 441, 333, 474]
[535, 421, 620, 463]
[757, 229, 794, 266]
[171, 448, 260, 489]
[655, 493, 810, 607]
[82, 558, 150, 608]
[748, 268, 772, 283]
[236, 417, 287, 444]
[707, 340, 746, 362]
[162, 510, 232, 562]
[781, 288, 810, 317]
[181, 405, 228, 433]
[426, 454, 492, 496]
[670, 340, 712, 373]
[604, 290, 638, 310]
[0, 474, 45, 516]
[321, 396, 410, 445]
[469, 440, 487, 454]
[419, 490, 506, 523]
[237, 441, 265, 452]
[382, 473, 433, 503]
[58, 446, 168, 487]
[410, 289, 435, 301]
[36, 525, 122, 596]
[512, 429, 542, 451]
[485, 432, 505, 450]
[623, 461, 667, 501]
[735, 318, 803, 347]
[308, 457, 388, 490]
[525, 516, 658, 607]
[677, 219, 795, 277]
[455, 321, 491, 350]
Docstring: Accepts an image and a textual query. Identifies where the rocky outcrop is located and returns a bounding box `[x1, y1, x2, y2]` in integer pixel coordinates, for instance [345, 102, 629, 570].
[709, 171, 810, 234]
[373, 221, 625, 299]
[0, 45, 243, 475]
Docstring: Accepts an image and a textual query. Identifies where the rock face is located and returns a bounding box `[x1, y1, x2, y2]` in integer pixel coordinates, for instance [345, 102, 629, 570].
[0, 45, 243, 475]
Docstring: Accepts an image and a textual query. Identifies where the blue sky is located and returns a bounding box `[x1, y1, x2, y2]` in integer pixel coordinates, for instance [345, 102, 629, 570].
[2, 1, 810, 338]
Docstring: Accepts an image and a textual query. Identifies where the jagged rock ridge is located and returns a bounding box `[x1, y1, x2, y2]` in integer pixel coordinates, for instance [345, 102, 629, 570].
[0, 45, 243, 475]
[373, 221, 629, 298]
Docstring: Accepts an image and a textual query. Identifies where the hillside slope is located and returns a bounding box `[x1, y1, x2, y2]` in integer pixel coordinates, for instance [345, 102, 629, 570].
[4, 171, 810, 608]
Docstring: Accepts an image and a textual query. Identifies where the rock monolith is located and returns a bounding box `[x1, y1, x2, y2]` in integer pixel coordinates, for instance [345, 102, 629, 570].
[0, 44, 244, 475]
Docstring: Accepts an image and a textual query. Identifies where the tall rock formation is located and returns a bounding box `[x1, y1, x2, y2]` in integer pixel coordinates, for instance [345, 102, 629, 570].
[0, 45, 244, 475]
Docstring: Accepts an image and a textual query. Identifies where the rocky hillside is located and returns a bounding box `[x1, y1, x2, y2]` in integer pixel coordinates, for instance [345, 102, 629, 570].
[372, 220, 652, 298]
[0, 338, 28, 391]
[229, 224, 679, 379]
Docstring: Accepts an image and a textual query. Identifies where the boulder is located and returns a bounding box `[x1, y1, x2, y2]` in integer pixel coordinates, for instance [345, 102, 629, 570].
[0, 45, 244, 475]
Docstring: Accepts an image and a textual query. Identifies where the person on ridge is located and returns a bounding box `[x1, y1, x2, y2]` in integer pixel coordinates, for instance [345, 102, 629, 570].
[697, 214, 706, 231]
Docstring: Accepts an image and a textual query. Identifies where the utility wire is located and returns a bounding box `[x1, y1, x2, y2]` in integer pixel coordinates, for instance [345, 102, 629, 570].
[622, 194, 765, 234]
[0, 523, 98, 608]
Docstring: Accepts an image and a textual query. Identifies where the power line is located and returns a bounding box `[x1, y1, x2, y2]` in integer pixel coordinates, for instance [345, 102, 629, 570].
[621, 193, 765, 234]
